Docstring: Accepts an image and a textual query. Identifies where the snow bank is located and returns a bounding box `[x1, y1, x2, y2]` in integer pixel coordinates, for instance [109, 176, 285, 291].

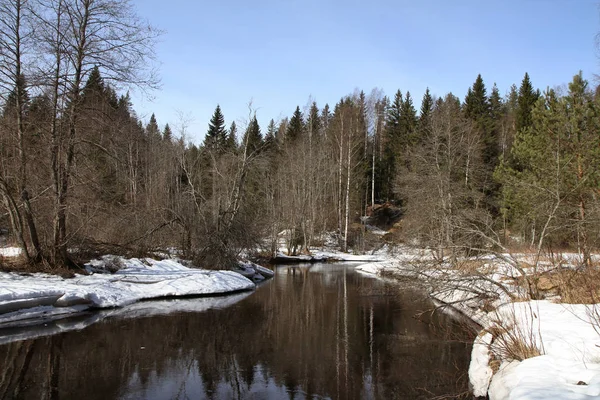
[0, 256, 255, 331]
[0, 291, 252, 345]
[354, 249, 600, 400]
[486, 302, 600, 400]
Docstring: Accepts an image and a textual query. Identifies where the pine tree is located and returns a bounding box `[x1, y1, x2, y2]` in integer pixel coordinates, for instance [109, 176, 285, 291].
[496, 73, 600, 264]
[204, 104, 227, 151]
[286, 106, 304, 142]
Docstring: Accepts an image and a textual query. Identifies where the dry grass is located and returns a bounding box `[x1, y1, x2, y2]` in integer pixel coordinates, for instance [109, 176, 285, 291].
[487, 303, 544, 363]
[487, 319, 543, 362]
[549, 268, 600, 304]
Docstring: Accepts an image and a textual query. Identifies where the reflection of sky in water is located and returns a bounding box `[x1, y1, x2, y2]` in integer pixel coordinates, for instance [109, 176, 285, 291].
[0, 263, 473, 400]
[122, 362, 332, 400]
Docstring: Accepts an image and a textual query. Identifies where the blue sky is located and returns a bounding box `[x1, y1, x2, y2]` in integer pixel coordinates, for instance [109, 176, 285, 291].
[130, 0, 600, 144]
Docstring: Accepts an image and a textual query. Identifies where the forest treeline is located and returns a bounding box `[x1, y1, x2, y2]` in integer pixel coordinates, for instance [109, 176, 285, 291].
[1, 1, 599, 269]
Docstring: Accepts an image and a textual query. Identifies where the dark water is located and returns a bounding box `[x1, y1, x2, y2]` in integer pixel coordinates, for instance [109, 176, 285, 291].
[0, 263, 474, 400]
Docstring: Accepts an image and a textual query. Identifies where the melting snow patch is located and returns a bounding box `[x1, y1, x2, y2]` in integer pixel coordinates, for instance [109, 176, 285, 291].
[0, 247, 22, 258]
[0, 256, 256, 334]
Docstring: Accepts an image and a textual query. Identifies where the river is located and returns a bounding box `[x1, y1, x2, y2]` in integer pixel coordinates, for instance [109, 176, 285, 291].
[0, 263, 474, 399]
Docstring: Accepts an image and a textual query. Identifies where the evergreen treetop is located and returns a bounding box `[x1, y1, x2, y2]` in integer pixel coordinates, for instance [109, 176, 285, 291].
[516, 72, 539, 133]
[243, 116, 262, 155]
[205, 104, 227, 150]
[286, 106, 304, 142]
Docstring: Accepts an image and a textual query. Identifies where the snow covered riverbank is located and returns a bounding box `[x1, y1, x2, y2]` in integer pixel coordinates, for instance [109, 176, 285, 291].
[356, 252, 600, 400]
[0, 255, 269, 340]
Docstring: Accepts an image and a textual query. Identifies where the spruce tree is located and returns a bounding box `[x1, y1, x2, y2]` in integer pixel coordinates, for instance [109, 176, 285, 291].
[204, 104, 227, 151]
[400, 91, 418, 148]
[386, 90, 403, 142]
[496, 74, 600, 265]
[146, 113, 160, 140]
[380, 90, 403, 201]
[225, 121, 237, 151]
[264, 119, 277, 152]
[307, 102, 321, 138]
[464, 74, 489, 121]
[243, 116, 262, 155]
[321, 104, 331, 135]
[419, 88, 433, 126]
[286, 106, 304, 142]
[82, 66, 105, 101]
[163, 123, 173, 141]
[117, 93, 133, 118]
[516, 72, 538, 133]
[484, 84, 505, 208]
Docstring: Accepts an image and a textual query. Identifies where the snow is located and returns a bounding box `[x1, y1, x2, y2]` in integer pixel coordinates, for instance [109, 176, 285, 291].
[354, 248, 600, 400]
[234, 260, 275, 281]
[490, 357, 600, 400]
[485, 302, 600, 400]
[0, 256, 257, 333]
[0, 292, 252, 345]
[470, 332, 494, 397]
[0, 246, 22, 258]
[273, 249, 383, 263]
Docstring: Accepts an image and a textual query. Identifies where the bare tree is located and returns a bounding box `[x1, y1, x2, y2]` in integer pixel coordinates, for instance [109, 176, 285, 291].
[32, 0, 160, 264]
[0, 0, 44, 262]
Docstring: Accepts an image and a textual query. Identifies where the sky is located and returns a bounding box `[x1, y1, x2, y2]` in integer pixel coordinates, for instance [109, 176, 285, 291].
[129, 0, 600, 144]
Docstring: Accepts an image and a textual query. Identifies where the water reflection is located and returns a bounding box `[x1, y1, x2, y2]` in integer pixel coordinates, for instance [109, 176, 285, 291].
[0, 264, 473, 399]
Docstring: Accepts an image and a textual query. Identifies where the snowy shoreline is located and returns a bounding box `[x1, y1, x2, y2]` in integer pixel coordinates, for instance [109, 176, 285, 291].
[355, 251, 600, 400]
[0, 254, 272, 343]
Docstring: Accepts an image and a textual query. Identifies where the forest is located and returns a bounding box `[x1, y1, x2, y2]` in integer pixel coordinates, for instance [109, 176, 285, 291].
[1, 0, 599, 271]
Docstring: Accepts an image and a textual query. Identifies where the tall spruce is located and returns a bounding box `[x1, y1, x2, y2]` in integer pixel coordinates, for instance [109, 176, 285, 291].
[516, 73, 538, 133]
[487, 84, 503, 165]
[307, 101, 321, 139]
[264, 119, 277, 152]
[464, 74, 489, 121]
[205, 104, 227, 150]
[243, 116, 262, 155]
[321, 104, 331, 137]
[163, 123, 173, 141]
[380, 90, 404, 201]
[286, 106, 304, 142]
[146, 113, 160, 139]
[419, 88, 433, 129]
[225, 121, 237, 151]
[400, 91, 418, 148]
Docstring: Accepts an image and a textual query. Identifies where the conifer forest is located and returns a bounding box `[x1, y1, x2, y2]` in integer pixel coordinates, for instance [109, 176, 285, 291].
[1, 0, 600, 271]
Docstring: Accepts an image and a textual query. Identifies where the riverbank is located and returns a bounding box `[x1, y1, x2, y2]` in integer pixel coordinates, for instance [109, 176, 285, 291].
[356, 249, 600, 400]
[0, 254, 272, 335]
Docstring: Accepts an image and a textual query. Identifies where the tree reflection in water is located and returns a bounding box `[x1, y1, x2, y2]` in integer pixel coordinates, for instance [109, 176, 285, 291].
[0, 263, 474, 399]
